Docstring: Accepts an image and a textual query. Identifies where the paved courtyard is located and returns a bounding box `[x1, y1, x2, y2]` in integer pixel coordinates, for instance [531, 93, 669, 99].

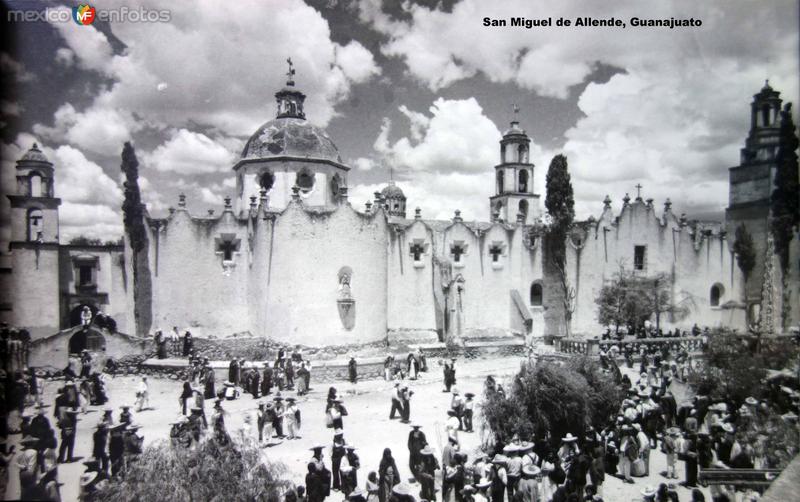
[4, 355, 711, 501]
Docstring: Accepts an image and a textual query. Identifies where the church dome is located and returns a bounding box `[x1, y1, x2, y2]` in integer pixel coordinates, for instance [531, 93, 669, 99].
[19, 143, 51, 164]
[381, 181, 405, 200]
[240, 117, 342, 164]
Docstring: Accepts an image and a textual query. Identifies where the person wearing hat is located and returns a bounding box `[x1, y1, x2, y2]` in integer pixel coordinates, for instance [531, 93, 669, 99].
[503, 444, 522, 501]
[211, 399, 231, 445]
[407, 424, 427, 480]
[123, 423, 144, 467]
[101, 407, 114, 427]
[92, 421, 111, 474]
[443, 358, 457, 393]
[285, 397, 301, 440]
[640, 485, 657, 501]
[109, 422, 129, 476]
[460, 483, 476, 502]
[135, 376, 150, 412]
[463, 393, 475, 433]
[256, 401, 270, 444]
[473, 479, 491, 502]
[400, 384, 414, 424]
[341, 445, 361, 497]
[517, 464, 540, 502]
[57, 409, 79, 463]
[203, 361, 216, 399]
[186, 408, 205, 445]
[331, 430, 347, 491]
[348, 356, 358, 384]
[450, 389, 464, 430]
[416, 446, 439, 501]
[261, 362, 274, 396]
[446, 409, 461, 444]
[389, 483, 416, 502]
[488, 455, 507, 502]
[662, 427, 680, 479]
[272, 394, 285, 438]
[17, 436, 39, 499]
[329, 397, 348, 430]
[389, 382, 404, 420]
[557, 433, 580, 472]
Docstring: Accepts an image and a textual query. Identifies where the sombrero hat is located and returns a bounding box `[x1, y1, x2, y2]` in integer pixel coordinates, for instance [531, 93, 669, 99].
[420, 446, 434, 456]
[502, 444, 518, 454]
[561, 433, 578, 442]
[641, 486, 656, 497]
[491, 454, 508, 464]
[19, 436, 39, 446]
[517, 441, 534, 451]
[349, 488, 366, 499]
[309, 444, 326, 451]
[392, 484, 414, 497]
[476, 479, 492, 489]
[522, 465, 540, 477]
[80, 472, 99, 488]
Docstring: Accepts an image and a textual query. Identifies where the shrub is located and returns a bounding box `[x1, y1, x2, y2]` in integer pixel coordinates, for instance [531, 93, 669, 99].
[89, 436, 292, 502]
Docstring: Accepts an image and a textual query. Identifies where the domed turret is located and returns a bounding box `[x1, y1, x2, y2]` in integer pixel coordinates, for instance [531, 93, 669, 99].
[19, 143, 51, 164]
[380, 181, 406, 218]
[231, 58, 349, 213]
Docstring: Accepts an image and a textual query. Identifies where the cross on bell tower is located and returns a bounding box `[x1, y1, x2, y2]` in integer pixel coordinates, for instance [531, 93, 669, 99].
[635, 183, 643, 201]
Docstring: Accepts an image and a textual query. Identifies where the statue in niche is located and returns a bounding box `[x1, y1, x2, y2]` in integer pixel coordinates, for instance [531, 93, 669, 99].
[337, 267, 355, 330]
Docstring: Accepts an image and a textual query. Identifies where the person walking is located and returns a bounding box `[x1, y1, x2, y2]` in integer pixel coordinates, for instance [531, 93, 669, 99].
[341, 445, 360, 497]
[182, 330, 193, 357]
[179, 382, 194, 415]
[135, 377, 150, 412]
[332, 431, 346, 491]
[488, 455, 507, 502]
[400, 385, 413, 424]
[417, 446, 439, 501]
[109, 423, 127, 476]
[407, 424, 427, 480]
[389, 383, 404, 420]
[57, 410, 79, 463]
[285, 397, 301, 439]
[378, 448, 400, 502]
[348, 357, 358, 384]
[463, 393, 475, 433]
[92, 422, 110, 474]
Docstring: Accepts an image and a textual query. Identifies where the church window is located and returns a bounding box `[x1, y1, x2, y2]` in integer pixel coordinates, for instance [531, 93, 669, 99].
[260, 172, 275, 191]
[497, 170, 505, 193]
[518, 144, 528, 163]
[27, 208, 43, 241]
[215, 234, 241, 262]
[489, 241, 505, 263]
[634, 245, 646, 271]
[296, 170, 314, 192]
[761, 104, 770, 126]
[450, 241, 467, 264]
[518, 169, 528, 192]
[409, 239, 429, 267]
[30, 173, 43, 197]
[518, 199, 529, 220]
[78, 265, 94, 287]
[710, 283, 724, 307]
[530, 281, 543, 306]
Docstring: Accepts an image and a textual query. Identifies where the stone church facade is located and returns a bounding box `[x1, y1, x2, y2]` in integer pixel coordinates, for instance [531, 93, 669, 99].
[3, 79, 796, 345]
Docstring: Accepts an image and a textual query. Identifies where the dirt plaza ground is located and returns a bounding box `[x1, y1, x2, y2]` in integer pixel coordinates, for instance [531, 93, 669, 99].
[4, 355, 711, 501]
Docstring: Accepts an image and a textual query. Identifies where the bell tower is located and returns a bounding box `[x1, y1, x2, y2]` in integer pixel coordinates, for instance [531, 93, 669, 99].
[488, 106, 540, 224]
[275, 57, 306, 119]
[8, 143, 61, 244]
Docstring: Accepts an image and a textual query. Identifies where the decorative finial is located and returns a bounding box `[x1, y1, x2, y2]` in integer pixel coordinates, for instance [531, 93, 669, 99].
[286, 57, 296, 86]
[259, 188, 268, 201]
[453, 209, 462, 222]
[32, 142, 39, 149]
[603, 195, 612, 209]
[365, 201, 372, 212]
[512, 103, 520, 116]
[646, 197, 653, 208]
[168, 206, 175, 215]
[250, 196, 257, 210]
[338, 186, 348, 200]
[679, 213, 687, 225]
[664, 198, 672, 211]
[516, 212, 525, 223]
[622, 193, 631, 205]
[291, 185, 301, 200]
[492, 208, 501, 222]
[224, 196, 232, 209]
[178, 193, 186, 208]
[415, 207, 421, 219]
[208, 209, 215, 216]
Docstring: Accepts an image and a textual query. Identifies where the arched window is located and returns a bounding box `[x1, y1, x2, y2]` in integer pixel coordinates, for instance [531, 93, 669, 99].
[530, 281, 543, 306]
[497, 170, 505, 193]
[29, 173, 43, 197]
[518, 199, 529, 220]
[260, 172, 275, 191]
[296, 170, 314, 192]
[710, 283, 724, 307]
[518, 144, 528, 163]
[27, 208, 43, 241]
[518, 169, 529, 192]
[761, 104, 770, 126]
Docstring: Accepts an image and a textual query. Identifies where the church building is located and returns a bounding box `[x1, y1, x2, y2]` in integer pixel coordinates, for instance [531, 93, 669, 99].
[4, 77, 794, 346]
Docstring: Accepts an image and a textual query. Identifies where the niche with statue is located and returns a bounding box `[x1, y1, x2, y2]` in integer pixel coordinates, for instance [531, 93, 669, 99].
[337, 266, 355, 330]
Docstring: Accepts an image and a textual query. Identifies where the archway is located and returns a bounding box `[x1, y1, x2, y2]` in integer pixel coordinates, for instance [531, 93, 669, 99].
[68, 328, 106, 355]
[69, 304, 98, 327]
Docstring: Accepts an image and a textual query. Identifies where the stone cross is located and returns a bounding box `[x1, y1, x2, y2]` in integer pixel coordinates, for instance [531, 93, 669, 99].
[635, 183, 643, 199]
[286, 57, 295, 85]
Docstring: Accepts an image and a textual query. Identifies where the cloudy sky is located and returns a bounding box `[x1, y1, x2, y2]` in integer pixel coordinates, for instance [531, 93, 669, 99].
[0, 0, 797, 242]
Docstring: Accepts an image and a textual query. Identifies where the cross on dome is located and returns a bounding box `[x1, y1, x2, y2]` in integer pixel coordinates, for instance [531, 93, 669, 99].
[286, 58, 296, 87]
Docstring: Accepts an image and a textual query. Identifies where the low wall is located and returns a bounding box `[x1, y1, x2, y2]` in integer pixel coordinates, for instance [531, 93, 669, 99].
[28, 326, 148, 371]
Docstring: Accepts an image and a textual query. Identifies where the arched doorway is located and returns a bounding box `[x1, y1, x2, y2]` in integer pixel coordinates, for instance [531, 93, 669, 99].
[69, 304, 98, 327]
[68, 328, 106, 355]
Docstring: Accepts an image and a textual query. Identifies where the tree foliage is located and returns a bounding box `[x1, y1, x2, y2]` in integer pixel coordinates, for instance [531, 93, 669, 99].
[732, 224, 757, 284]
[544, 154, 576, 334]
[689, 331, 799, 407]
[90, 437, 292, 502]
[770, 102, 799, 273]
[481, 358, 622, 450]
[595, 269, 693, 332]
[70, 236, 103, 246]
